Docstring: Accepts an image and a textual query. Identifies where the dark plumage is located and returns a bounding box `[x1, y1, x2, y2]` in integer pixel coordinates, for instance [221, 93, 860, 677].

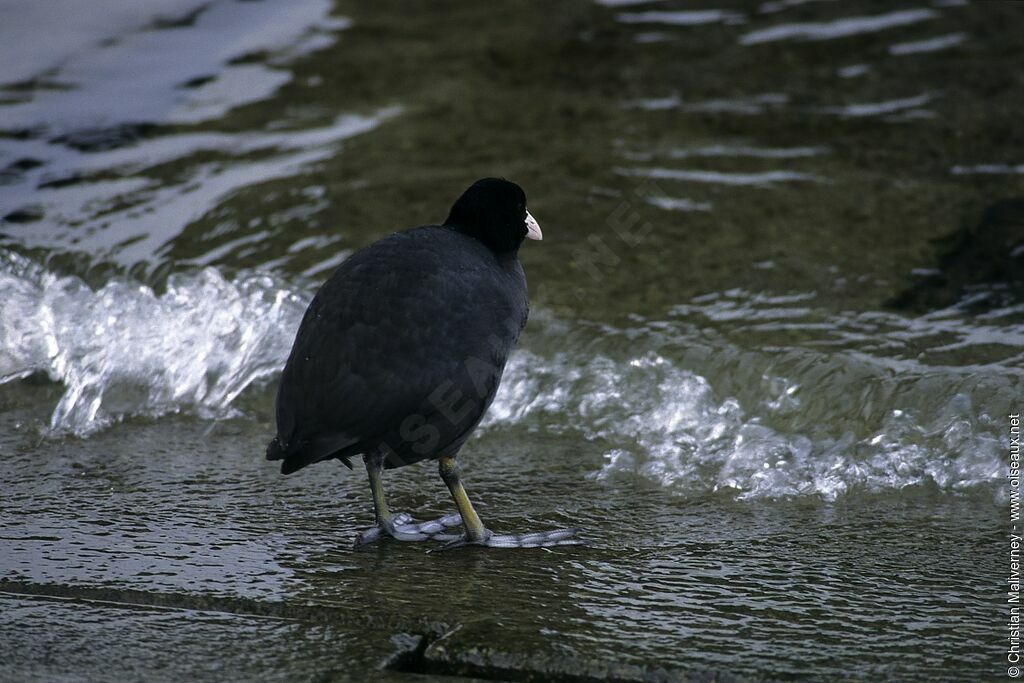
[267, 178, 578, 549]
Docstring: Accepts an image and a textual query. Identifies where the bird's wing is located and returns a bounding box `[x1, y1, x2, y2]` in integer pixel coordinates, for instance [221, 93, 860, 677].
[272, 229, 525, 471]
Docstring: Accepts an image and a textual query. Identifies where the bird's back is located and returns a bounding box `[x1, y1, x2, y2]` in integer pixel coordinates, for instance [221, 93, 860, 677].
[268, 226, 528, 474]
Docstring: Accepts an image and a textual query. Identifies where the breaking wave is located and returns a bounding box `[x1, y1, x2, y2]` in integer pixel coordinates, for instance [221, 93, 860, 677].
[486, 292, 1020, 501]
[0, 251, 1016, 501]
[490, 347, 1009, 502]
[0, 250, 306, 434]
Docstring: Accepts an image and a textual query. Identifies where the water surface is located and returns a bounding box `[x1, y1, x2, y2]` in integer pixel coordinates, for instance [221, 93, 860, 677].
[1, 0, 1020, 680]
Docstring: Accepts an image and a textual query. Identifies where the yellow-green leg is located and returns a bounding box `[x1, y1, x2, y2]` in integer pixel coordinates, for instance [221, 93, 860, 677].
[366, 454, 391, 525]
[438, 455, 491, 543]
[435, 455, 582, 550]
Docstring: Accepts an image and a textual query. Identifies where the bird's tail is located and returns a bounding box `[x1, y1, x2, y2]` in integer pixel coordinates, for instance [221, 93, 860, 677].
[266, 435, 357, 474]
[266, 436, 286, 461]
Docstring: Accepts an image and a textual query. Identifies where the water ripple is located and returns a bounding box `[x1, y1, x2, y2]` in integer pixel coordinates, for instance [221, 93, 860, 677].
[740, 8, 938, 45]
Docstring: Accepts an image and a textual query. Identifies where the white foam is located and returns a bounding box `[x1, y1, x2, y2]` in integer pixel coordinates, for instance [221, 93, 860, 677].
[487, 335, 1013, 502]
[1, 259, 1015, 502]
[0, 251, 308, 434]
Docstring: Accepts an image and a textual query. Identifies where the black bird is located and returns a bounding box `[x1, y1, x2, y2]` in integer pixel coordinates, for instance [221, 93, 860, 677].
[267, 178, 580, 549]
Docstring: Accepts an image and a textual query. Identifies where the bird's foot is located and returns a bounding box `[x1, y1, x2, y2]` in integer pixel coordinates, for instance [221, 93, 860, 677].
[353, 512, 463, 547]
[429, 527, 582, 551]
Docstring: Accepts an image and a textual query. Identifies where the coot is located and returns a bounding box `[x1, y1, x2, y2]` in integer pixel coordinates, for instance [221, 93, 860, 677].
[267, 178, 580, 549]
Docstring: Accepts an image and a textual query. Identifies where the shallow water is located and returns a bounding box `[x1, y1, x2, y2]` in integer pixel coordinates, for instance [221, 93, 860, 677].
[1, 0, 1021, 680]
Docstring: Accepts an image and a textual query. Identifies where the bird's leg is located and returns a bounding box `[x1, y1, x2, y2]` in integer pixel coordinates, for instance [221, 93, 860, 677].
[353, 455, 462, 547]
[437, 455, 490, 544]
[367, 452, 392, 524]
[433, 455, 582, 550]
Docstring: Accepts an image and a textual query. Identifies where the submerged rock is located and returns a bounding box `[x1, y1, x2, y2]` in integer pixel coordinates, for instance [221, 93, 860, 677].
[384, 621, 745, 682]
[889, 198, 1024, 311]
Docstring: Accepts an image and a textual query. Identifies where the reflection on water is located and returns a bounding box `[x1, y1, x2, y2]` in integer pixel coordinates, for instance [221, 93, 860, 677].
[0, 0, 346, 132]
[0, 109, 400, 264]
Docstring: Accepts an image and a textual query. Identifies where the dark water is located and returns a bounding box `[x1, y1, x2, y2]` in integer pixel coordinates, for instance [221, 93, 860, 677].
[1, 0, 1021, 680]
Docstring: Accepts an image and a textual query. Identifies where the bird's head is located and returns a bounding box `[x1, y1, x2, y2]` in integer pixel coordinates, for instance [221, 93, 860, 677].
[445, 177, 542, 254]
